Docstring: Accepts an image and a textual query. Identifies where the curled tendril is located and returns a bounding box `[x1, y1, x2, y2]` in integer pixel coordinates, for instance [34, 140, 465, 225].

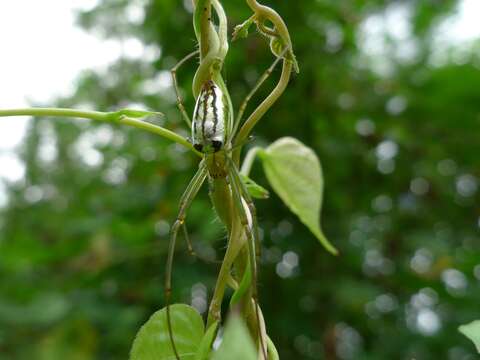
[244, 0, 299, 72]
[233, 0, 298, 159]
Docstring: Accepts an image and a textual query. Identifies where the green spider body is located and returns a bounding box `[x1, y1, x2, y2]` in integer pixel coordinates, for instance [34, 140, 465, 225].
[165, 46, 287, 358]
[165, 74, 264, 359]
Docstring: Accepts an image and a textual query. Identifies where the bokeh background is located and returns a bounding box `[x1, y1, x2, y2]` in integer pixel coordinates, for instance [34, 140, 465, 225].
[1, 0, 480, 359]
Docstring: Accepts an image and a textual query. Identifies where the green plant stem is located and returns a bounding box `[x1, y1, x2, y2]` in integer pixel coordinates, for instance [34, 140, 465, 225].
[207, 218, 246, 327]
[0, 108, 200, 156]
[200, 0, 212, 59]
[117, 117, 193, 152]
[229, 251, 252, 308]
[0, 108, 108, 121]
[246, 0, 293, 50]
[212, 0, 228, 60]
[192, 0, 221, 97]
[233, 0, 295, 162]
[234, 61, 292, 158]
[246, 0, 298, 72]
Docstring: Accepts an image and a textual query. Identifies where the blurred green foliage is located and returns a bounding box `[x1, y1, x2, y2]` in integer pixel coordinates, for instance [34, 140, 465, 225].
[1, 0, 480, 359]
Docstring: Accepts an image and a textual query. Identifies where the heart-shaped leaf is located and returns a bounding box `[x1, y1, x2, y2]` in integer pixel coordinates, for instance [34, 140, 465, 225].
[130, 304, 204, 360]
[259, 137, 337, 255]
[459, 320, 480, 353]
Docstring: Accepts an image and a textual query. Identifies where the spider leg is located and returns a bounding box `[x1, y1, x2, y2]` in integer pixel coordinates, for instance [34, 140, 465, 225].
[182, 222, 221, 264]
[226, 157, 268, 360]
[165, 160, 208, 360]
[170, 50, 199, 128]
[182, 222, 198, 259]
[229, 47, 288, 143]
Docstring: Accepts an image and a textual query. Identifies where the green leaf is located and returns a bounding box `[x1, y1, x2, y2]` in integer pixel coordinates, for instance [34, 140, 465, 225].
[212, 317, 257, 360]
[240, 174, 270, 199]
[459, 320, 480, 353]
[130, 304, 204, 360]
[194, 321, 219, 360]
[260, 137, 338, 255]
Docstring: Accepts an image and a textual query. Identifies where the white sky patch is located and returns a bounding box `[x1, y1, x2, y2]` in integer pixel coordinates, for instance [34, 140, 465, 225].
[357, 0, 480, 74]
[0, 0, 118, 109]
[438, 0, 480, 42]
[0, 1, 144, 201]
[430, 0, 480, 66]
[357, 3, 415, 75]
[0, 153, 25, 182]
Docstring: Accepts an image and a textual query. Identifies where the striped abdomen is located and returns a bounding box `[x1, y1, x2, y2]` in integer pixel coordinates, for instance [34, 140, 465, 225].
[192, 80, 226, 153]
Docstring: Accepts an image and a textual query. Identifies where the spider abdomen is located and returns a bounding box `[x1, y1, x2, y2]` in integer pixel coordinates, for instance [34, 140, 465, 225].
[192, 80, 226, 153]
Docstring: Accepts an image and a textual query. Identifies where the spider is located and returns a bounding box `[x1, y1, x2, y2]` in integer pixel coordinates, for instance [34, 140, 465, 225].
[163, 46, 287, 359]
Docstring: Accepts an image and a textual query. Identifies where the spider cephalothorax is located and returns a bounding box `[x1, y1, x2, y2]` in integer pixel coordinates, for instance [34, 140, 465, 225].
[192, 80, 227, 154]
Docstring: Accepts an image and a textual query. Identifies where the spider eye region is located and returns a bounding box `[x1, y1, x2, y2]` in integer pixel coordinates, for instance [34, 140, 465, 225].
[193, 140, 223, 154]
[212, 140, 223, 152]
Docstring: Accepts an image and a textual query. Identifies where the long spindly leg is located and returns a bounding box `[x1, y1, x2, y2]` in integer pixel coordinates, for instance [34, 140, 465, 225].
[229, 47, 289, 143]
[182, 222, 196, 257]
[226, 157, 268, 360]
[165, 160, 208, 360]
[182, 222, 221, 264]
[171, 50, 199, 128]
